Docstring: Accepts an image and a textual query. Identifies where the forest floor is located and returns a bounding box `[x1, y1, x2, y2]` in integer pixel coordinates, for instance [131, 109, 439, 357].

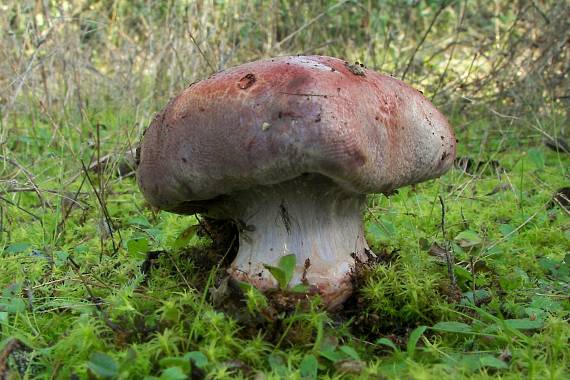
[1, 108, 569, 379]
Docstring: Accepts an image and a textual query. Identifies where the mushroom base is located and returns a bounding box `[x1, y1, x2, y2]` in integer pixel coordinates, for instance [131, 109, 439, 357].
[207, 174, 371, 309]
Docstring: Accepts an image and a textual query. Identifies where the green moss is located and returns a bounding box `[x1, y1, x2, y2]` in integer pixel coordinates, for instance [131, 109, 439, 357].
[1, 106, 569, 378]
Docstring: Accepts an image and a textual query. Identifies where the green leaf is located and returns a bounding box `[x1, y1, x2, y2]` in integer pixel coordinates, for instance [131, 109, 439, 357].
[499, 224, 516, 238]
[127, 216, 151, 228]
[339, 345, 360, 360]
[376, 338, 399, 351]
[406, 326, 427, 358]
[126, 237, 149, 256]
[1, 284, 26, 313]
[172, 225, 199, 250]
[278, 254, 296, 287]
[527, 148, 545, 170]
[87, 352, 119, 379]
[160, 367, 187, 380]
[432, 321, 473, 333]
[290, 284, 309, 293]
[504, 318, 544, 330]
[450, 354, 484, 371]
[299, 354, 318, 379]
[455, 230, 482, 248]
[268, 353, 288, 376]
[4, 242, 31, 255]
[74, 244, 89, 255]
[530, 296, 562, 313]
[479, 355, 508, 369]
[159, 357, 189, 372]
[319, 348, 345, 363]
[0, 298, 26, 314]
[54, 250, 69, 267]
[184, 351, 208, 368]
[461, 289, 491, 305]
[539, 257, 570, 281]
[263, 265, 287, 289]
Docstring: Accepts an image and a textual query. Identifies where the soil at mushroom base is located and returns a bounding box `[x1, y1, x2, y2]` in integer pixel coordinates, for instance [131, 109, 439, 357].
[148, 224, 440, 350]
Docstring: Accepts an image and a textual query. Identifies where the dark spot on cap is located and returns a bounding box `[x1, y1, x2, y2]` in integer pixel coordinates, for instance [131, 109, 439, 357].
[441, 151, 449, 161]
[238, 73, 256, 89]
[181, 157, 187, 163]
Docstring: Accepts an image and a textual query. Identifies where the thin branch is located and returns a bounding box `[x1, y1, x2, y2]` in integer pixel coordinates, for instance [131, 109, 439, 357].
[0, 155, 48, 207]
[274, 0, 349, 50]
[402, 1, 452, 81]
[0, 194, 42, 223]
[80, 160, 119, 256]
[188, 31, 216, 73]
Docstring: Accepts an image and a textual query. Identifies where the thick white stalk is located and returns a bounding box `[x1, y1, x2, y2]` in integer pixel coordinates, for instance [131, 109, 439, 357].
[214, 174, 371, 308]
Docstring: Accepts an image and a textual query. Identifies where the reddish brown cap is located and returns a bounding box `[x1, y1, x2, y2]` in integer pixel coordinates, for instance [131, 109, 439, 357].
[137, 56, 456, 212]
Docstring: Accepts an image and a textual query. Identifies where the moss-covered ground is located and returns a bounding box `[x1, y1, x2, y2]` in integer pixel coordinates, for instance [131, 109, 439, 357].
[1, 109, 568, 379]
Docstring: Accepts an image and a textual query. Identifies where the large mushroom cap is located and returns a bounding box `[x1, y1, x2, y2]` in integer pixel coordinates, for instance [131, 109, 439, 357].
[137, 55, 456, 213]
[137, 55, 456, 309]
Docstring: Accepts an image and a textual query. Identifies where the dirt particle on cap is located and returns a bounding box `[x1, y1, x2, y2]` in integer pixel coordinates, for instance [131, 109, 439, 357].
[238, 73, 256, 89]
[345, 61, 366, 76]
[261, 122, 271, 131]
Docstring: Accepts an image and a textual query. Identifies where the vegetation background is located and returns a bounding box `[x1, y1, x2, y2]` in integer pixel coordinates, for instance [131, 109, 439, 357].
[0, 0, 568, 378]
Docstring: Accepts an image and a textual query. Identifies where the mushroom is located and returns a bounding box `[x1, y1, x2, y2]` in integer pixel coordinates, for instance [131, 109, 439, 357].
[136, 55, 456, 309]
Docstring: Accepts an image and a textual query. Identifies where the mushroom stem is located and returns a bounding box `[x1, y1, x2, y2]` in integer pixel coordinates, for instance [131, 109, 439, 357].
[211, 174, 371, 308]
